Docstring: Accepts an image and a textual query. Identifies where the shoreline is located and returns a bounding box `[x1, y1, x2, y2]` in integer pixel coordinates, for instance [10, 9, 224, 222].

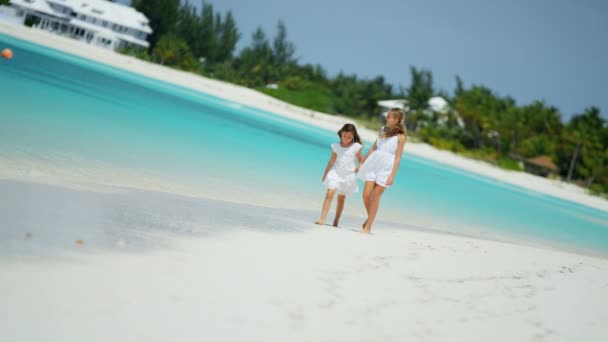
[1, 23, 607, 212]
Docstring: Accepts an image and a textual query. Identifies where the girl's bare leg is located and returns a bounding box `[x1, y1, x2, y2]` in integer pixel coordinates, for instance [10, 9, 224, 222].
[361, 181, 375, 228]
[315, 189, 336, 225]
[333, 194, 346, 227]
[362, 184, 386, 234]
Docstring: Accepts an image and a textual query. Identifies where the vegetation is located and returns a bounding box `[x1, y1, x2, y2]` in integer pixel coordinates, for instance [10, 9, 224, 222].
[122, 1, 607, 195]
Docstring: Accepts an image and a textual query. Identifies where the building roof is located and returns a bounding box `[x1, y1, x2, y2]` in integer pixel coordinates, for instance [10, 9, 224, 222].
[378, 99, 407, 110]
[115, 30, 149, 47]
[10, 0, 151, 33]
[428, 96, 449, 112]
[10, 0, 59, 17]
[525, 156, 559, 172]
[58, 0, 151, 33]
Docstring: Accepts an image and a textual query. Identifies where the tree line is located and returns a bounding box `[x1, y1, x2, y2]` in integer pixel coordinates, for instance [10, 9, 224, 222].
[406, 67, 607, 193]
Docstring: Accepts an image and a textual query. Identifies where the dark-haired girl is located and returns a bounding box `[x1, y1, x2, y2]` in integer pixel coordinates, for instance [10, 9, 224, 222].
[315, 123, 363, 227]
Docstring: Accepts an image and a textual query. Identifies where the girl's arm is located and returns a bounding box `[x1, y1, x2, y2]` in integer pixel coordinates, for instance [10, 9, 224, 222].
[322, 151, 338, 182]
[359, 141, 377, 166]
[386, 134, 407, 186]
[354, 149, 364, 172]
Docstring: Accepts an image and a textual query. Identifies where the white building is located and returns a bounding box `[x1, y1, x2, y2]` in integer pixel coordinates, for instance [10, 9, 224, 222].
[428, 96, 449, 113]
[378, 99, 408, 117]
[4, 0, 152, 50]
[0, 6, 23, 25]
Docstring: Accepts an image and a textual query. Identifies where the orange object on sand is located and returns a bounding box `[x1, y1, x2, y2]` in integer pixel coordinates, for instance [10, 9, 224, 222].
[2, 48, 13, 59]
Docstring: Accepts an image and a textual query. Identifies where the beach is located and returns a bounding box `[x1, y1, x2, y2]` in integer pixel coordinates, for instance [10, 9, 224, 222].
[1, 23, 608, 342]
[1, 179, 607, 342]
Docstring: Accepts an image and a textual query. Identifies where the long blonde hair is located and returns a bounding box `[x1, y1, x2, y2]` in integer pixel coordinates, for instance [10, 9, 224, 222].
[381, 108, 407, 138]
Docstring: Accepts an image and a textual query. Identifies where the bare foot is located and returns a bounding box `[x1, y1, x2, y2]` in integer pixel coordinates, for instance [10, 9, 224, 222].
[361, 227, 371, 234]
[315, 220, 325, 225]
[361, 219, 368, 229]
[332, 222, 339, 227]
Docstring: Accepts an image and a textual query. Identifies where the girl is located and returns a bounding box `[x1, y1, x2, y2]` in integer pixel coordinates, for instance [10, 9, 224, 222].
[357, 108, 407, 234]
[315, 123, 363, 227]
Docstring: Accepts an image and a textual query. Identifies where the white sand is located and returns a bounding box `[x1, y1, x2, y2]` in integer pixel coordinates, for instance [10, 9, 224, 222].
[1, 23, 608, 342]
[2, 229, 608, 342]
[1, 22, 607, 212]
[0, 180, 607, 342]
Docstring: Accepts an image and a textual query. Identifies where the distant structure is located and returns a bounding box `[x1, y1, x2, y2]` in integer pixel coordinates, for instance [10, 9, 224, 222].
[0, 6, 22, 25]
[2, 0, 151, 50]
[377, 99, 408, 117]
[427, 96, 449, 113]
[426, 96, 465, 129]
[523, 156, 559, 178]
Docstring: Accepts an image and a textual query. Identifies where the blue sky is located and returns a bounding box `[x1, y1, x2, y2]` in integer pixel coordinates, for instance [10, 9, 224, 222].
[123, 0, 607, 120]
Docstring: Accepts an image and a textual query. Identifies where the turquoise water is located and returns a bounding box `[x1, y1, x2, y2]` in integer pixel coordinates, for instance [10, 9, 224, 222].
[2, 33, 608, 255]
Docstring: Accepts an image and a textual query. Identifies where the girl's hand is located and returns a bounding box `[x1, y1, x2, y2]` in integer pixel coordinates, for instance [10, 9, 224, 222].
[386, 176, 394, 186]
[354, 167, 359, 173]
[322, 175, 326, 182]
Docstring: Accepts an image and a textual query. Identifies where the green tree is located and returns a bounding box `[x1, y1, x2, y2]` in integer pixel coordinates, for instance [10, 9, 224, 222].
[133, 0, 180, 51]
[330, 73, 359, 116]
[579, 134, 606, 187]
[237, 26, 274, 86]
[564, 107, 606, 184]
[173, 2, 239, 67]
[518, 135, 556, 157]
[406, 66, 434, 111]
[175, 2, 201, 57]
[197, 2, 217, 63]
[273, 20, 296, 66]
[264, 20, 297, 81]
[509, 101, 562, 156]
[215, 11, 240, 62]
[152, 33, 198, 71]
[454, 75, 464, 98]
[454, 86, 494, 149]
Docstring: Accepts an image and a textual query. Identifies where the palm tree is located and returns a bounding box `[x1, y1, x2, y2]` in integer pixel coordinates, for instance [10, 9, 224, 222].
[565, 107, 605, 183]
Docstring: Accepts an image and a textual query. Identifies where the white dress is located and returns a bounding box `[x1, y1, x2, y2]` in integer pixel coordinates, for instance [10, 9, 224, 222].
[357, 135, 399, 187]
[323, 142, 362, 196]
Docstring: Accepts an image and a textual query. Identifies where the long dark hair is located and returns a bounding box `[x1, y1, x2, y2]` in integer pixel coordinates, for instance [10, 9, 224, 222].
[337, 123, 362, 144]
[381, 108, 407, 138]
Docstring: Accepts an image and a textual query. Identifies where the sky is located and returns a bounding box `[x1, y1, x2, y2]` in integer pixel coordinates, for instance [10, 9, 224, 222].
[122, 0, 608, 121]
